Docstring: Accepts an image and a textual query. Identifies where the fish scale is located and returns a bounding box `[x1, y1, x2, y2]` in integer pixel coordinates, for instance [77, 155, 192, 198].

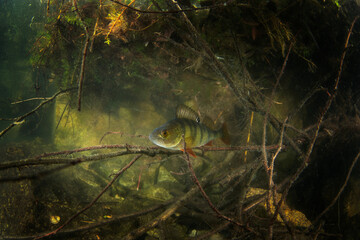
[149, 105, 230, 157]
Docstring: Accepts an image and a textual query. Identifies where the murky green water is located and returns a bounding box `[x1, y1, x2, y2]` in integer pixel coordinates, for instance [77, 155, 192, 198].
[1, 0, 360, 239]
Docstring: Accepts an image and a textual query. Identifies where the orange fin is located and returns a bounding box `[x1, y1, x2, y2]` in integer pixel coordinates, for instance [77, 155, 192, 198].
[181, 148, 197, 158]
[205, 141, 213, 146]
[221, 123, 231, 145]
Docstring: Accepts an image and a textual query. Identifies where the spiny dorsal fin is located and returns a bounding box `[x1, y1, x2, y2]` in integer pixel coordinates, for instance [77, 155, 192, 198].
[176, 105, 200, 122]
[201, 115, 216, 130]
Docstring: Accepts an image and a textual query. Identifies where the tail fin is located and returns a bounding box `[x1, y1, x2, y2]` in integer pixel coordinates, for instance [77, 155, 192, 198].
[220, 123, 231, 145]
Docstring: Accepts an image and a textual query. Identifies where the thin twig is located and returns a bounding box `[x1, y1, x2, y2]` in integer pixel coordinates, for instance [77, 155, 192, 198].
[11, 97, 51, 104]
[262, 41, 293, 240]
[313, 150, 360, 225]
[73, 0, 90, 111]
[105, 0, 135, 41]
[0, 149, 155, 171]
[110, 0, 250, 14]
[181, 135, 257, 234]
[274, 15, 359, 223]
[0, 88, 76, 138]
[269, 117, 288, 189]
[35, 154, 143, 239]
[169, 0, 245, 104]
[3, 201, 173, 240]
[55, 101, 69, 130]
[262, 41, 294, 172]
[123, 143, 259, 240]
[89, 0, 102, 52]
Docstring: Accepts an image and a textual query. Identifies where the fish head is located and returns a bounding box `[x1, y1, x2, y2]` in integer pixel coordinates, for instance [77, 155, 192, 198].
[149, 121, 182, 149]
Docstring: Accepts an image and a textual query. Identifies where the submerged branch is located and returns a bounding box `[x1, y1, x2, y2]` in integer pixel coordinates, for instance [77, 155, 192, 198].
[123, 145, 258, 240]
[313, 150, 360, 225]
[35, 155, 143, 239]
[73, 0, 90, 111]
[274, 15, 359, 223]
[3, 201, 173, 240]
[0, 144, 282, 171]
[182, 136, 258, 234]
[110, 0, 250, 14]
[0, 88, 76, 138]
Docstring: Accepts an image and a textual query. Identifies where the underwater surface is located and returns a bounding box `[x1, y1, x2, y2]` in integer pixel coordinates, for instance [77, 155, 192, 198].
[1, 0, 360, 239]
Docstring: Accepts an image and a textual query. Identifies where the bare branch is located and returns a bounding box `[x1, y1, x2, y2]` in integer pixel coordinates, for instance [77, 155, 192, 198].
[0, 88, 76, 138]
[35, 154, 143, 239]
[313, 150, 360, 225]
[274, 15, 360, 223]
[110, 0, 250, 14]
[0, 144, 282, 171]
[2, 201, 173, 240]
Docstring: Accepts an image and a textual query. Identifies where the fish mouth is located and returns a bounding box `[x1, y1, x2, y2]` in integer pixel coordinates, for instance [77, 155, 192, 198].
[148, 131, 158, 145]
[148, 128, 166, 148]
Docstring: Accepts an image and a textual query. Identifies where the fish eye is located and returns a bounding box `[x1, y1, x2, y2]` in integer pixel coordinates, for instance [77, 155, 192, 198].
[160, 129, 169, 138]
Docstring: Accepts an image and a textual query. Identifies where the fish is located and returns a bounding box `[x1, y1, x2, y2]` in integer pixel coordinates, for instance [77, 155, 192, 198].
[149, 105, 230, 157]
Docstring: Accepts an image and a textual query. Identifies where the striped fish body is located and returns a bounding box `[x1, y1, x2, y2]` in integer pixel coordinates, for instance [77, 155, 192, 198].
[149, 105, 230, 157]
[149, 118, 221, 151]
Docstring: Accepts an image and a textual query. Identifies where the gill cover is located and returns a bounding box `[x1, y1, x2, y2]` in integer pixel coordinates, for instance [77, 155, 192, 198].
[149, 121, 182, 149]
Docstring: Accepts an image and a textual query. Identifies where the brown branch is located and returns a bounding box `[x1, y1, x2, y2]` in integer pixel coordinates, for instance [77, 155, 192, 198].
[55, 101, 69, 130]
[169, 0, 246, 104]
[110, 0, 250, 14]
[261, 40, 293, 240]
[35, 154, 143, 239]
[274, 15, 359, 224]
[11, 97, 51, 104]
[266, 118, 288, 239]
[73, 0, 90, 111]
[166, 0, 302, 160]
[262, 41, 294, 172]
[313, 150, 360, 225]
[0, 88, 76, 138]
[124, 181, 199, 239]
[3, 201, 173, 240]
[89, 0, 103, 52]
[76, 34, 89, 112]
[123, 144, 257, 240]
[46, 0, 50, 16]
[0, 149, 156, 171]
[181, 135, 258, 235]
[0, 144, 282, 171]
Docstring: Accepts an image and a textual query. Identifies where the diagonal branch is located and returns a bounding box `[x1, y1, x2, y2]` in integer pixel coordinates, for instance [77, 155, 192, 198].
[313, 150, 360, 225]
[0, 88, 76, 138]
[273, 15, 360, 225]
[181, 135, 258, 235]
[35, 154, 143, 239]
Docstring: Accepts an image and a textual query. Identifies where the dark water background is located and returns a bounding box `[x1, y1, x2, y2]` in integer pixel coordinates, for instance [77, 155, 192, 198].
[1, 0, 360, 239]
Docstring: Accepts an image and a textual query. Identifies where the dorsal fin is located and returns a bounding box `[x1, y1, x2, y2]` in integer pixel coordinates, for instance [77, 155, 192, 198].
[202, 115, 216, 130]
[176, 105, 200, 122]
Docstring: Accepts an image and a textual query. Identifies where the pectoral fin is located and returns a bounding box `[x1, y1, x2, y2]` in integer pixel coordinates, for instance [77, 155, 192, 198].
[181, 148, 197, 158]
